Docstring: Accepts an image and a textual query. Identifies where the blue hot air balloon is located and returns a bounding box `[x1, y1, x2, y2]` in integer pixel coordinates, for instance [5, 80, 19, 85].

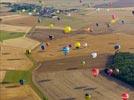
[62, 46, 70, 56]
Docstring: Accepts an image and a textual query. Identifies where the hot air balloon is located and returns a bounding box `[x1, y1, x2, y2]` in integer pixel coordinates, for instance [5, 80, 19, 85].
[106, 8, 110, 12]
[114, 43, 121, 50]
[112, 14, 116, 20]
[28, 12, 32, 16]
[111, 19, 116, 24]
[96, 23, 99, 27]
[49, 24, 54, 29]
[91, 52, 97, 58]
[67, 13, 71, 16]
[38, 17, 41, 23]
[68, 44, 72, 48]
[92, 68, 100, 77]
[26, 49, 31, 54]
[80, 0, 83, 3]
[83, 43, 88, 48]
[121, 92, 129, 100]
[40, 42, 45, 51]
[96, 8, 100, 11]
[132, 10, 134, 15]
[113, 68, 120, 75]
[22, 9, 26, 12]
[85, 93, 91, 100]
[107, 69, 113, 76]
[121, 20, 125, 24]
[81, 61, 86, 65]
[62, 46, 70, 56]
[64, 26, 72, 33]
[49, 35, 54, 40]
[106, 23, 110, 28]
[19, 79, 25, 85]
[75, 42, 81, 49]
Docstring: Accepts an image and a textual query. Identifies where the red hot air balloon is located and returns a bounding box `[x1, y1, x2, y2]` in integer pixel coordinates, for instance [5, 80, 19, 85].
[122, 92, 129, 100]
[112, 14, 116, 20]
[92, 68, 99, 77]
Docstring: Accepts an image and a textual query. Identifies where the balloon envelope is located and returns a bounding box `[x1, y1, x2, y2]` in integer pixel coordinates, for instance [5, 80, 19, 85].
[107, 69, 113, 76]
[49, 24, 54, 28]
[63, 46, 70, 52]
[83, 43, 88, 47]
[114, 43, 121, 50]
[111, 19, 116, 24]
[75, 42, 81, 48]
[122, 92, 129, 100]
[112, 14, 116, 19]
[85, 93, 91, 100]
[64, 26, 72, 33]
[91, 52, 97, 58]
[92, 68, 99, 77]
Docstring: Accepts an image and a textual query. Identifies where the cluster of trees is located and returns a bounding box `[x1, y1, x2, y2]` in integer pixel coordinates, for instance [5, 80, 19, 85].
[110, 52, 134, 87]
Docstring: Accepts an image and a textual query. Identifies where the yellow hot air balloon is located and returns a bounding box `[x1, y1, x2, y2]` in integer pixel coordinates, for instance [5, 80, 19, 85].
[64, 26, 72, 33]
[111, 19, 116, 24]
[85, 93, 91, 100]
[75, 42, 81, 49]
[49, 24, 54, 29]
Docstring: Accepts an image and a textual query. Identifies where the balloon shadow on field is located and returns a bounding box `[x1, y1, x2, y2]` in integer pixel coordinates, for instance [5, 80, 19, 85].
[60, 97, 76, 100]
[5, 85, 20, 88]
[38, 79, 51, 83]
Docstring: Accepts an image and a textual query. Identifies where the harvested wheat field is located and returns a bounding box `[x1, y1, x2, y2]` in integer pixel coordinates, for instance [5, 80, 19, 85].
[0, 44, 33, 71]
[0, 24, 32, 33]
[31, 33, 134, 62]
[34, 69, 134, 100]
[1, 15, 37, 26]
[0, 84, 40, 100]
[3, 37, 40, 50]
[0, 71, 6, 82]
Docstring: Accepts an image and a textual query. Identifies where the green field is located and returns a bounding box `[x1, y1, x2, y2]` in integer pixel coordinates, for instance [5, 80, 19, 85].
[2, 53, 47, 100]
[109, 52, 134, 86]
[3, 70, 31, 84]
[0, 31, 25, 42]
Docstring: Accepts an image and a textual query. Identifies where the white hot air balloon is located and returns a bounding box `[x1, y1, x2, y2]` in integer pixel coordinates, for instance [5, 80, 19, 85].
[106, 9, 110, 12]
[22, 9, 26, 12]
[91, 52, 97, 58]
[28, 12, 32, 16]
[96, 8, 100, 11]
[83, 43, 88, 48]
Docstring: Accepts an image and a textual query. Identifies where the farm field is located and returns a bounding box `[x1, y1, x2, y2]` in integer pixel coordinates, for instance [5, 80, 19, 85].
[0, 0, 134, 100]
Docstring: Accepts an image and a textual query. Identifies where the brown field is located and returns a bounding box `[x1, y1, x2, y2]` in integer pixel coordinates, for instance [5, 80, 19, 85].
[34, 69, 134, 100]
[0, 24, 32, 33]
[0, 84, 40, 100]
[3, 37, 40, 50]
[32, 33, 134, 100]
[0, 44, 33, 71]
[31, 33, 134, 62]
[1, 15, 37, 26]
[0, 2, 134, 100]
[0, 71, 6, 82]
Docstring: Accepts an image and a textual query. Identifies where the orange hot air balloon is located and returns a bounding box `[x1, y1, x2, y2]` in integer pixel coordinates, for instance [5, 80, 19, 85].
[91, 68, 99, 77]
[122, 92, 129, 100]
